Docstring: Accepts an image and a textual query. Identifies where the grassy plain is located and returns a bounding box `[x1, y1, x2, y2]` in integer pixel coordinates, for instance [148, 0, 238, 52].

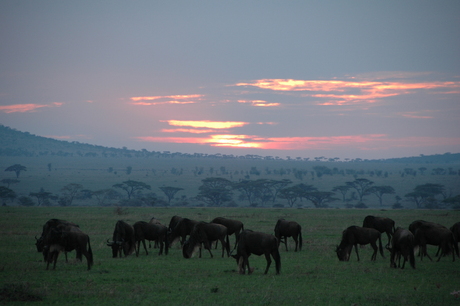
[1, 155, 459, 208]
[1, 206, 459, 305]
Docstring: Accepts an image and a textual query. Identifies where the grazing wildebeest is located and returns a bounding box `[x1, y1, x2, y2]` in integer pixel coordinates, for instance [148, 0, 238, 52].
[414, 224, 459, 262]
[133, 221, 168, 256]
[182, 222, 230, 258]
[35, 219, 80, 262]
[148, 217, 163, 248]
[451, 222, 460, 247]
[211, 217, 244, 250]
[274, 219, 302, 252]
[231, 230, 281, 275]
[168, 218, 199, 247]
[106, 220, 136, 258]
[389, 227, 416, 269]
[45, 227, 93, 270]
[362, 215, 395, 247]
[336, 226, 384, 261]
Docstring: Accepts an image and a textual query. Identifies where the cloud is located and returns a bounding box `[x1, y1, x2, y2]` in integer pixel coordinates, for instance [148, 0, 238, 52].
[130, 94, 203, 105]
[235, 78, 460, 105]
[161, 120, 249, 129]
[237, 100, 280, 107]
[0, 102, 63, 113]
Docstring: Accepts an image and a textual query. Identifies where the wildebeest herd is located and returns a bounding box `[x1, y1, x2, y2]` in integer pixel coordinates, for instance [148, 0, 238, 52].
[35, 215, 459, 274]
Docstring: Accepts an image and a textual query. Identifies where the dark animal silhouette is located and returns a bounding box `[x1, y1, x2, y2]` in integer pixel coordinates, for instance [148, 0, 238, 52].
[362, 215, 395, 247]
[45, 227, 93, 270]
[414, 224, 458, 262]
[450, 222, 460, 246]
[168, 218, 199, 247]
[389, 227, 415, 269]
[336, 226, 384, 261]
[107, 220, 136, 258]
[274, 219, 302, 252]
[133, 221, 168, 256]
[168, 215, 183, 232]
[35, 219, 80, 262]
[231, 230, 281, 275]
[148, 216, 163, 248]
[182, 222, 230, 258]
[211, 217, 244, 250]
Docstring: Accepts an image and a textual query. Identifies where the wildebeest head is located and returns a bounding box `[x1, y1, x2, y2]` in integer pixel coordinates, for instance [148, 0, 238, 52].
[107, 239, 124, 258]
[335, 244, 351, 261]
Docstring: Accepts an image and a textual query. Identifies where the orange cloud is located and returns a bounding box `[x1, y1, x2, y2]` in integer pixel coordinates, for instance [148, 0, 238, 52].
[235, 79, 460, 105]
[162, 120, 249, 129]
[0, 102, 63, 113]
[237, 100, 280, 107]
[130, 94, 203, 101]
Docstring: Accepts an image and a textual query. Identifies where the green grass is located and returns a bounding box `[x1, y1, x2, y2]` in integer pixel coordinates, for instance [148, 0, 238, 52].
[1, 206, 460, 305]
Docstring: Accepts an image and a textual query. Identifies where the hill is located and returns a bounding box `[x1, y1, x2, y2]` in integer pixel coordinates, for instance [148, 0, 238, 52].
[1, 124, 459, 163]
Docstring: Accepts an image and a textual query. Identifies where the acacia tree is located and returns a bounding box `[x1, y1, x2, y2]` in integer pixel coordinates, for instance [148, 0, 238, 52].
[196, 177, 233, 206]
[59, 183, 83, 206]
[159, 186, 184, 205]
[332, 185, 350, 203]
[278, 184, 306, 207]
[405, 183, 445, 208]
[306, 191, 338, 208]
[368, 186, 395, 207]
[5, 164, 27, 178]
[29, 189, 57, 206]
[346, 178, 374, 203]
[1, 179, 20, 188]
[113, 180, 151, 199]
[0, 186, 16, 205]
[92, 189, 121, 206]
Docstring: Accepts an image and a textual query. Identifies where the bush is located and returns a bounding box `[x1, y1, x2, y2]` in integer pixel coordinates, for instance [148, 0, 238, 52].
[354, 202, 368, 209]
[17, 196, 34, 206]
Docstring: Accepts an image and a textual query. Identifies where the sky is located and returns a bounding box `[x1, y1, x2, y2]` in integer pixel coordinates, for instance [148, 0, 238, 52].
[1, 1, 459, 160]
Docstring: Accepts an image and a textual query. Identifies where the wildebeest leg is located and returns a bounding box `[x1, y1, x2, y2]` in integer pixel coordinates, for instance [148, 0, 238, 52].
[353, 244, 360, 261]
[370, 242, 378, 261]
[293, 235, 298, 252]
[263, 253, 272, 274]
[142, 239, 148, 256]
[284, 236, 288, 251]
[158, 239, 164, 256]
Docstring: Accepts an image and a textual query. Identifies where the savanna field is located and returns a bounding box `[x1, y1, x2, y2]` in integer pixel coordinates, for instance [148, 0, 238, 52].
[1, 206, 460, 305]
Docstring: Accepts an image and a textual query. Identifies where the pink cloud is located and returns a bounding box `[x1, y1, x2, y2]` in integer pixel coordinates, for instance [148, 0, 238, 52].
[0, 102, 63, 113]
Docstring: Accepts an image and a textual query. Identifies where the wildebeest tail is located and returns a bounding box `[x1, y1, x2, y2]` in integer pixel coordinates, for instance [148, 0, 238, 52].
[87, 237, 94, 270]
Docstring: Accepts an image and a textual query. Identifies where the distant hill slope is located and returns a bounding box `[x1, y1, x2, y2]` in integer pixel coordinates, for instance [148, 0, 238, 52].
[1, 124, 459, 163]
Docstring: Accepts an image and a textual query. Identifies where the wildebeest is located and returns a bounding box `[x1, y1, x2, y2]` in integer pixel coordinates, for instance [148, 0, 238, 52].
[182, 222, 230, 258]
[168, 218, 199, 247]
[106, 220, 136, 258]
[413, 224, 458, 262]
[168, 215, 183, 232]
[148, 217, 163, 248]
[362, 215, 395, 247]
[133, 221, 168, 256]
[231, 230, 281, 275]
[389, 227, 416, 269]
[274, 219, 302, 252]
[211, 217, 244, 250]
[451, 222, 460, 246]
[35, 219, 80, 262]
[336, 226, 384, 261]
[45, 227, 93, 270]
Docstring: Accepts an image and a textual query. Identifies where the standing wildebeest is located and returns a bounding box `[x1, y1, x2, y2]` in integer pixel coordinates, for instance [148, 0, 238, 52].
[35, 219, 80, 262]
[107, 220, 136, 258]
[362, 215, 395, 247]
[133, 221, 168, 256]
[182, 222, 230, 258]
[274, 219, 302, 252]
[211, 217, 244, 250]
[45, 227, 93, 270]
[414, 224, 459, 262]
[451, 222, 460, 247]
[231, 230, 281, 275]
[336, 226, 384, 261]
[389, 227, 416, 269]
[168, 218, 199, 247]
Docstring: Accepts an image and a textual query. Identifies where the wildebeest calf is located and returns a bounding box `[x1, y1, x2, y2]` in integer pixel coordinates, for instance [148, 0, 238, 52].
[231, 230, 281, 275]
